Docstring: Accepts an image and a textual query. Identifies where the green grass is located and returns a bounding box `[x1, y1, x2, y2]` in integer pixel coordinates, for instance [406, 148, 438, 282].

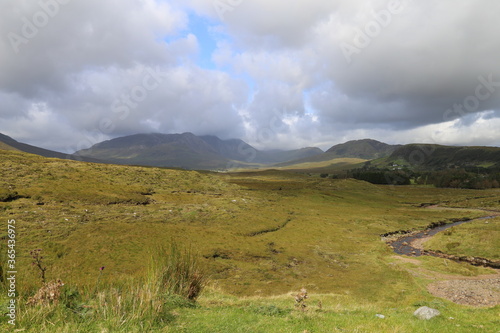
[0, 149, 499, 332]
[8, 291, 499, 332]
[424, 217, 500, 260]
[270, 157, 367, 172]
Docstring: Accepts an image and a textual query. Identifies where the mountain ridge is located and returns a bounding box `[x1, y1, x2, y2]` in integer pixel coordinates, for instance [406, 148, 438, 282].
[387, 143, 500, 170]
[4, 131, 500, 172]
[326, 139, 400, 159]
[274, 139, 399, 167]
[76, 132, 324, 170]
[0, 133, 101, 163]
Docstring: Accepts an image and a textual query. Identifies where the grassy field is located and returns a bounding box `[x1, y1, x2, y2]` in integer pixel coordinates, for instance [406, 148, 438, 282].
[0, 150, 499, 332]
[270, 157, 367, 172]
[425, 217, 499, 260]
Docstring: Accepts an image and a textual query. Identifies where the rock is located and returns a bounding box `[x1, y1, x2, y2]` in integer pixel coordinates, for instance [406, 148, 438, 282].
[375, 314, 385, 319]
[413, 306, 441, 320]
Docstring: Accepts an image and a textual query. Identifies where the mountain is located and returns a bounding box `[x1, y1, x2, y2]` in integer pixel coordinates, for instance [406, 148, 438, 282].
[75, 133, 324, 170]
[258, 147, 324, 164]
[275, 139, 398, 168]
[0, 133, 100, 163]
[75, 133, 227, 169]
[198, 135, 323, 164]
[326, 139, 400, 159]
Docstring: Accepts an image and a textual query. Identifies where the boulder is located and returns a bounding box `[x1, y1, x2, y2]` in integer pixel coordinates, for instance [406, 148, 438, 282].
[413, 306, 441, 320]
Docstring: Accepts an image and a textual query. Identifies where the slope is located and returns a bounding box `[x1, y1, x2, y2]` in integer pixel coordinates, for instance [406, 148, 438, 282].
[275, 139, 397, 168]
[386, 144, 500, 170]
[325, 138, 399, 159]
[1, 149, 499, 332]
[75, 132, 232, 169]
[0, 133, 101, 163]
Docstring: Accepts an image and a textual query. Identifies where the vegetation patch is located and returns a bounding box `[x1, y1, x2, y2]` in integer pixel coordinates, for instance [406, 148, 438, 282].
[425, 217, 500, 260]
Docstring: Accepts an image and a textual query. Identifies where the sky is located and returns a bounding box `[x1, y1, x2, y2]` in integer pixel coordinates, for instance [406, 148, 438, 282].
[1, 0, 500, 153]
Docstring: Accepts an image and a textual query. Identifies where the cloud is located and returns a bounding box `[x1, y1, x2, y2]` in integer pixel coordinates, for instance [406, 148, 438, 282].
[0, 0, 187, 96]
[0, 0, 499, 153]
[0, 0, 246, 152]
[207, 0, 500, 148]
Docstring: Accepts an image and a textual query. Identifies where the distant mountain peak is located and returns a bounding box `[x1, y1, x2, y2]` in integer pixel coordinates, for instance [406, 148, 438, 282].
[325, 139, 399, 160]
[75, 133, 324, 170]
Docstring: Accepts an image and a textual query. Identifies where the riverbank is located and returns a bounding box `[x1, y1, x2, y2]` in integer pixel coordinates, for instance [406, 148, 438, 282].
[387, 206, 500, 307]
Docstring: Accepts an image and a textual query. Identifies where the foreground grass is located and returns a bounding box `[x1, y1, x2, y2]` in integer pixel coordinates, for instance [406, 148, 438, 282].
[170, 293, 499, 333]
[0, 150, 499, 331]
[1, 289, 498, 332]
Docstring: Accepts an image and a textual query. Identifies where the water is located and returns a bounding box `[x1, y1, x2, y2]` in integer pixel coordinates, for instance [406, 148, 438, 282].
[390, 216, 496, 256]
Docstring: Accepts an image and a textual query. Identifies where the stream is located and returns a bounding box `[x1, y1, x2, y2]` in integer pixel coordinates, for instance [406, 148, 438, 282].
[389, 215, 497, 257]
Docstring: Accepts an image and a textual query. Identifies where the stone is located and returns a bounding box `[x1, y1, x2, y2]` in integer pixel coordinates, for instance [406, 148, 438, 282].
[375, 314, 385, 319]
[413, 306, 441, 320]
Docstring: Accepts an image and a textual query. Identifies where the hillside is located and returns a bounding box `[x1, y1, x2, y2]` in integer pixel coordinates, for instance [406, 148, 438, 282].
[325, 139, 399, 159]
[387, 144, 500, 170]
[0, 133, 100, 163]
[274, 139, 397, 168]
[199, 135, 323, 164]
[1, 149, 499, 332]
[344, 144, 500, 188]
[0, 150, 500, 333]
[274, 157, 367, 173]
[76, 132, 229, 169]
[75, 132, 323, 169]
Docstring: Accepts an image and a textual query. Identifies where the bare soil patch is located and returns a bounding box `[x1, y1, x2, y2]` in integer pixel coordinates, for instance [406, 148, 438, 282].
[427, 274, 500, 307]
[392, 255, 500, 307]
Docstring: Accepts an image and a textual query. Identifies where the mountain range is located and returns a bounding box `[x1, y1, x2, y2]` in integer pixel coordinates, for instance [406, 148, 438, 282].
[74, 132, 324, 170]
[275, 139, 400, 167]
[2, 132, 500, 171]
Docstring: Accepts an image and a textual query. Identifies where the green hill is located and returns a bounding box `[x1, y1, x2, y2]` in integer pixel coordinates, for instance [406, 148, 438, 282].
[0, 133, 101, 163]
[387, 144, 500, 170]
[325, 139, 399, 159]
[276, 139, 398, 168]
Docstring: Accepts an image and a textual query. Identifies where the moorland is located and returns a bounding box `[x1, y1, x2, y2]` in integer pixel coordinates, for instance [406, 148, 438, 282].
[0, 149, 499, 332]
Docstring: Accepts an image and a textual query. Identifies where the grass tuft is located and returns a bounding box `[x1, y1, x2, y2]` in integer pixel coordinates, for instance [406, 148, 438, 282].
[148, 242, 208, 301]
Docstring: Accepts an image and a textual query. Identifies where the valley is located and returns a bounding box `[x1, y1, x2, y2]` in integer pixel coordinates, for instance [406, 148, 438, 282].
[0, 149, 499, 332]
[2, 1, 499, 332]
